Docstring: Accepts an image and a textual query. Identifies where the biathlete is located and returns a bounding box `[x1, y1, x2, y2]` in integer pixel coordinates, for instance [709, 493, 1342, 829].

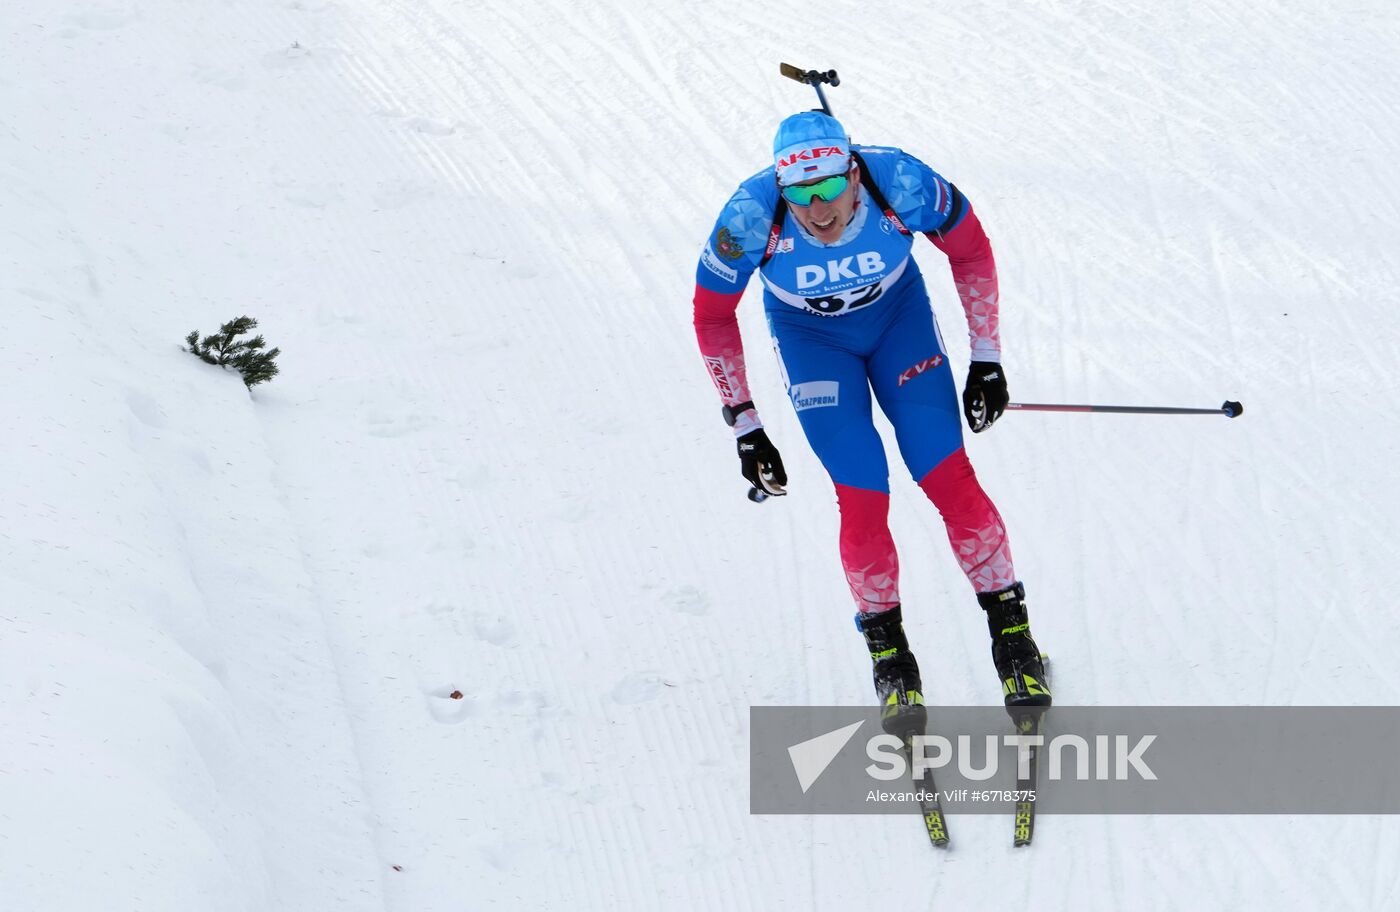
[692, 111, 1051, 733]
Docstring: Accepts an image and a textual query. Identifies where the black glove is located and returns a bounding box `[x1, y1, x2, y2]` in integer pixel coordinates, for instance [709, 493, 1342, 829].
[737, 428, 787, 498]
[962, 361, 1008, 433]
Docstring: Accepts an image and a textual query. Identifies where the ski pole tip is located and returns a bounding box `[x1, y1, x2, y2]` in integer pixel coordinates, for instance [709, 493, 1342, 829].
[1222, 400, 1244, 418]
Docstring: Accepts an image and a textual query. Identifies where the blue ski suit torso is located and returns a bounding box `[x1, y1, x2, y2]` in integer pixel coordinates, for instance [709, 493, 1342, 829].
[695, 144, 973, 493]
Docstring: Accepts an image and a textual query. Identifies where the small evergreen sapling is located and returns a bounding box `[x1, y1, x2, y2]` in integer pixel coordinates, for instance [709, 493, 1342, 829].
[185, 316, 281, 388]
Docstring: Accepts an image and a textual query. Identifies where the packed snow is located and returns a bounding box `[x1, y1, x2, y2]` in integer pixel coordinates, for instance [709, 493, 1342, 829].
[3, 0, 1399, 909]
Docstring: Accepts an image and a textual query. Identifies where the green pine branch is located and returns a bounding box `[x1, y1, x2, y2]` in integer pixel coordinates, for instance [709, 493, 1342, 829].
[186, 316, 282, 387]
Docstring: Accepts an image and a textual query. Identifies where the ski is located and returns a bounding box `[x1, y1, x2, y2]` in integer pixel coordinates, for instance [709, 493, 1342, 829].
[903, 733, 950, 847]
[1010, 710, 1044, 846]
[1011, 657, 1051, 847]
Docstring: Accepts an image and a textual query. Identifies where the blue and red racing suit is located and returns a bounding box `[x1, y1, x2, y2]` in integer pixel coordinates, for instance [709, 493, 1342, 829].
[693, 144, 1016, 611]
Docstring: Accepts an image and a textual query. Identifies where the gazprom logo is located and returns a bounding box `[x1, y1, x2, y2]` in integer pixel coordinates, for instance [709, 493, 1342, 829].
[790, 381, 839, 412]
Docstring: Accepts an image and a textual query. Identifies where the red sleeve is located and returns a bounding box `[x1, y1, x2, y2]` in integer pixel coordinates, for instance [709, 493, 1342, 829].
[926, 204, 1001, 362]
[693, 285, 763, 435]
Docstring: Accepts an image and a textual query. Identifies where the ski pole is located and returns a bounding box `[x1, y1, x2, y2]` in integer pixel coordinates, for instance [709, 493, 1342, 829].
[780, 62, 840, 115]
[1007, 400, 1244, 418]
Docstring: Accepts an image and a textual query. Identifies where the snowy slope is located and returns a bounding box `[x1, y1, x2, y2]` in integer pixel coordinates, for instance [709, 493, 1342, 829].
[3, 0, 1400, 910]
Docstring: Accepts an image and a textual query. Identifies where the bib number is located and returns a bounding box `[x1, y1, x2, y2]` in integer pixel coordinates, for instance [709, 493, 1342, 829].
[804, 282, 885, 316]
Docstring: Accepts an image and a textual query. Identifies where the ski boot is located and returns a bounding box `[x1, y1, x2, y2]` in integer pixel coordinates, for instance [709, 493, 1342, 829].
[978, 582, 1052, 708]
[856, 606, 928, 738]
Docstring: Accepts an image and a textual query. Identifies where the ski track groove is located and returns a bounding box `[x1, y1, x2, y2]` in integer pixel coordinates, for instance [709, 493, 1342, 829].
[322, 166, 778, 907]
[253, 408, 391, 911]
[248, 6, 587, 908]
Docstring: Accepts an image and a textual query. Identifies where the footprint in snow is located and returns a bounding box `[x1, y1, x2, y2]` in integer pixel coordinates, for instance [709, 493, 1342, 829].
[192, 65, 247, 93]
[557, 495, 591, 523]
[477, 841, 516, 872]
[125, 389, 168, 429]
[610, 672, 670, 705]
[366, 412, 429, 438]
[664, 585, 710, 616]
[472, 613, 514, 647]
[406, 117, 456, 137]
[425, 685, 474, 724]
[372, 179, 438, 211]
[448, 464, 491, 491]
[66, 8, 141, 30]
[276, 181, 342, 209]
[17, 287, 58, 305]
[261, 43, 340, 70]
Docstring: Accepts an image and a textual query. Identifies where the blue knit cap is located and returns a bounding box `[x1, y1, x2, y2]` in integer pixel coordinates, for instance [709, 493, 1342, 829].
[772, 111, 851, 187]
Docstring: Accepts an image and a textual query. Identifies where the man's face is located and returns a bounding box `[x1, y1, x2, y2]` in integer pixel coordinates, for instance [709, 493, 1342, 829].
[787, 162, 860, 244]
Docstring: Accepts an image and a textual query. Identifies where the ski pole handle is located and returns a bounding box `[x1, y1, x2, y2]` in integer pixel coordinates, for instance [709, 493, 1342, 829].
[1007, 400, 1244, 418]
